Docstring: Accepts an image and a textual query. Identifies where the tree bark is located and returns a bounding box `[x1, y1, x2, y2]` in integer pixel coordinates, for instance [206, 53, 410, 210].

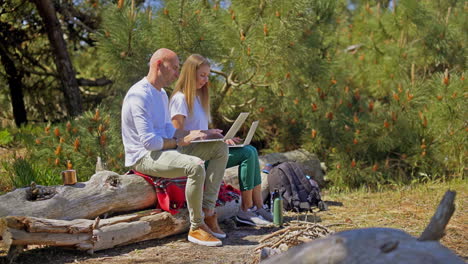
[0, 211, 189, 254]
[0, 200, 238, 254]
[0, 171, 157, 220]
[32, 0, 83, 117]
[0, 45, 27, 127]
[418, 190, 456, 241]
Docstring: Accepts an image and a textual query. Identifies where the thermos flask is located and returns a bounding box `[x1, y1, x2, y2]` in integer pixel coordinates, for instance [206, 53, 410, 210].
[272, 189, 283, 226]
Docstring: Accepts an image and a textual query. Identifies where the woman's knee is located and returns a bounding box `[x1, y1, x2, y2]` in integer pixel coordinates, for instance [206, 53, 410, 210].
[244, 145, 258, 158]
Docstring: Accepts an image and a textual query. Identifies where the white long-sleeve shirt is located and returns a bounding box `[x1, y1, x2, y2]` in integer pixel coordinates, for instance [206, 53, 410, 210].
[121, 77, 176, 167]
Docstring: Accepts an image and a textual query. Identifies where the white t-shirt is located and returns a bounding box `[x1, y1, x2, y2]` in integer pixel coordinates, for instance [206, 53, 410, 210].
[121, 77, 176, 167]
[169, 92, 209, 130]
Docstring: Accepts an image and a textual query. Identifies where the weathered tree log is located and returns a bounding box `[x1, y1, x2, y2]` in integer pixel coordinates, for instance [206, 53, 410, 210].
[418, 190, 456, 241]
[223, 149, 324, 200]
[0, 171, 157, 220]
[0, 201, 239, 254]
[0, 149, 317, 219]
[261, 190, 463, 264]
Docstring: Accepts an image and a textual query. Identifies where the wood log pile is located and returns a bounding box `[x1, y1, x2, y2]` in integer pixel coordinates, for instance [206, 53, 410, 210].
[0, 169, 240, 262]
[253, 221, 335, 263]
[1, 210, 189, 254]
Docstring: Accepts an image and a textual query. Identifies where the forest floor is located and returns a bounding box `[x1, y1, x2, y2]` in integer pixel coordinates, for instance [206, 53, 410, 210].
[0, 179, 466, 264]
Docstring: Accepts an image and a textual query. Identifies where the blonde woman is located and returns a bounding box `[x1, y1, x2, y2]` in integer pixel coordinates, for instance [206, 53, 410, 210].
[169, 54, 273, 227]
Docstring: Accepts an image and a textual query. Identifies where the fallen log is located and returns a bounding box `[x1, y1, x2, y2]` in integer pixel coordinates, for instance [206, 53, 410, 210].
[0, 149, 321, 220]
[0, 171, 157, 220]
[0, 200, 239, 254]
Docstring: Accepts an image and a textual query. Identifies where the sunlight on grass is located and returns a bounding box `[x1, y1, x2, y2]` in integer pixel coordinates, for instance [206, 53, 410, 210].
[319, 179, 467, 257]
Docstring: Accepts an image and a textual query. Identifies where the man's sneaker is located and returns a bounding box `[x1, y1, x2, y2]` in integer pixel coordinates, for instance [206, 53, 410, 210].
[235, 208, 271, 226]
[255, 206, 274, 222]
[188, 225, 222, 247]
[205, 212, 226, 239]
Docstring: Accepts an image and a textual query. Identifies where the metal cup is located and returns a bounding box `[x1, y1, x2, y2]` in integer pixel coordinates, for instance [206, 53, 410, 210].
[61, 170, 77, 185]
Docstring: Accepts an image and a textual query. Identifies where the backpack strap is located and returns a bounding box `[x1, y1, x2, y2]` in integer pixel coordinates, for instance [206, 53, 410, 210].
[277, 163, 302, 210]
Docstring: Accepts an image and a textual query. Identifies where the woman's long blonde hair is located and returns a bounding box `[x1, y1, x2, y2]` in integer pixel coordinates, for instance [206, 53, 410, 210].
[171, 54, 210, 119]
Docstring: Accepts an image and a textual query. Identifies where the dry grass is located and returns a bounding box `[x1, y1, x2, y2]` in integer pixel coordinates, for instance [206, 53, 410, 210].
[319, 179, 467, 258]
[0, 179, 466, 263]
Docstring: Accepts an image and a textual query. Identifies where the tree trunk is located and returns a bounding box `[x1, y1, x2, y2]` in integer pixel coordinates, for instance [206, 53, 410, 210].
[0, 211, 190, 254]
[0, 46, 27, 127]
[0, 200, 238, 254]
[0, 171, 157, 220]
[32, 0, 83, 117]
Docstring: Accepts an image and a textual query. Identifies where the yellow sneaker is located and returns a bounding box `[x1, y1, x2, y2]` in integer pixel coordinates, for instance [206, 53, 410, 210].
[188, 225, 222, 247]
[204, 212, 226, 239]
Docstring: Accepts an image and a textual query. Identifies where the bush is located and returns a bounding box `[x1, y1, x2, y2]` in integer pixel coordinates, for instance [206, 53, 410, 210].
[3, 106, 125, 186]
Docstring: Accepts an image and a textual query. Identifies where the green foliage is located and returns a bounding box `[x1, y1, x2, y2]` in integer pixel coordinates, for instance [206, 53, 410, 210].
[1, 157, 58, 188]
[3, 107, 125, 186]
[300, 1, 467, 190]
[0, 130, 13, 146]
[1, 0, 466, 190]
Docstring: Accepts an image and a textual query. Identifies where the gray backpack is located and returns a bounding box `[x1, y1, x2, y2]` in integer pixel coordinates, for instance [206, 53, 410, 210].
[267, 162, 327, 211]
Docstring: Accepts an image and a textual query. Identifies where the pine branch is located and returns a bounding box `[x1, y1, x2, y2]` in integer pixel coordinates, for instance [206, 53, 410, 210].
[77, 78, 113, 87]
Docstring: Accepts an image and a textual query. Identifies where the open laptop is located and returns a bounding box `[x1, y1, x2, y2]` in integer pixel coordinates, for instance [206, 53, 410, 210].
[191, 112, 249, 143]
[229, 121, 259, 148]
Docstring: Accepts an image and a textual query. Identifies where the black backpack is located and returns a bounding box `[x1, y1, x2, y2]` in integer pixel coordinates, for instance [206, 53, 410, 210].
[267, 161, 327, 212]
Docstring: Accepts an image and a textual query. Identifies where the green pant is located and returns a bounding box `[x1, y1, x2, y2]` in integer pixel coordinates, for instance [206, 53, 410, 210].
[134, 141, 228, 229]
[226, 145, 261, 191]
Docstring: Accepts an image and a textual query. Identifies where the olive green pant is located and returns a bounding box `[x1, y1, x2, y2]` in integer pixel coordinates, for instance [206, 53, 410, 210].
[226, 145, 261, 191]
[134, 141, 228, 229]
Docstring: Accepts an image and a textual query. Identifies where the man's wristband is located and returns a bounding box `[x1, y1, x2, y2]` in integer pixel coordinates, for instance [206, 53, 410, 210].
[174, 137, 181, 148]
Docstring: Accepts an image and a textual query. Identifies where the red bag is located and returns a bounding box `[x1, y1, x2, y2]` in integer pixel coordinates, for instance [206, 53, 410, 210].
[128, 170, 187, 215]
[128, 170, 241, 215]
[154, 177, 187, 214]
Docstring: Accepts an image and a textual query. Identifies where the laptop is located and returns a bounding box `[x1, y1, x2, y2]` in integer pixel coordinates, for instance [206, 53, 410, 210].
[191, 112, 250, 143]
[229, 121, 259, 148]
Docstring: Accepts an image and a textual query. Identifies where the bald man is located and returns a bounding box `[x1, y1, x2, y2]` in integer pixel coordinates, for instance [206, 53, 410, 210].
[121, 48, 228, 247]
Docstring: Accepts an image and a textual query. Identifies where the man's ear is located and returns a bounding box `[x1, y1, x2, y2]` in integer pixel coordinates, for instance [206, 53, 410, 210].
[156, 60, 162, 66]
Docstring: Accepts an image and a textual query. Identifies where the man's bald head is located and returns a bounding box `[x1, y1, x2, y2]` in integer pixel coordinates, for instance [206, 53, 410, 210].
[149, 48, 178, 69]
[147, 48, 180, 89]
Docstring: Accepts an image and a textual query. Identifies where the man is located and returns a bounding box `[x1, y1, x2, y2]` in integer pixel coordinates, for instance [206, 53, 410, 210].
[121, 48, 228, 247]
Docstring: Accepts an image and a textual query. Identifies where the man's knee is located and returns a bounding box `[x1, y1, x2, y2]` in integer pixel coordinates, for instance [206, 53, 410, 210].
[185, 158, 206, 178]
[213, 141, 229, 158]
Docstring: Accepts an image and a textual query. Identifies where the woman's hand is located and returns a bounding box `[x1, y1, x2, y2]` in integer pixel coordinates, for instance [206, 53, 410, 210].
[203, 129, 224, 139]
[225, 137, 242, 146]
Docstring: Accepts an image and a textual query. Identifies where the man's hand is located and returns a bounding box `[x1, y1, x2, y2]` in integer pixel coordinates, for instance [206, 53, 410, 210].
[225, 137, 242, 146]
[178, 130, 208, 146]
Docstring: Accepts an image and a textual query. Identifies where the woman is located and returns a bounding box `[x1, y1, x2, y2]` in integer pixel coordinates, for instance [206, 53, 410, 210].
[169, 54, 272, 226]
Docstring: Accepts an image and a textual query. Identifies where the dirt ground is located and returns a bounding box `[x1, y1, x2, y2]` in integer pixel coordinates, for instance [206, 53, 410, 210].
[2, 186, 466, 264]
[1, 219, 291, 264]
[0, 147, 466, 264]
